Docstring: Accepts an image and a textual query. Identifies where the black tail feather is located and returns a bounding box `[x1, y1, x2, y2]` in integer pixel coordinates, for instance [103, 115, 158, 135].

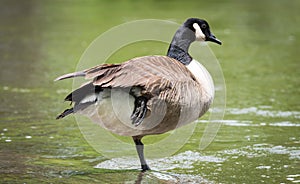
[64, 83, 102, 103]
[56, 108, 74, 119]
[56, 101, 97, 120]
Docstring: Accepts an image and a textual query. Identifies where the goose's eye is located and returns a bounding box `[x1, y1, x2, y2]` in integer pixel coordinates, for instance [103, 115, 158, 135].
[201, 24, 207, 29]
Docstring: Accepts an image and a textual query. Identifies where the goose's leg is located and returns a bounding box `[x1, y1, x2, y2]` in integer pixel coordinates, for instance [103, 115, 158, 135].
[132, 136, 150, 171]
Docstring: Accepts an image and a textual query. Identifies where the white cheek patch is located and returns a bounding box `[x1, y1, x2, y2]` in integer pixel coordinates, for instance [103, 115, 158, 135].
[193, 23, 206, 41]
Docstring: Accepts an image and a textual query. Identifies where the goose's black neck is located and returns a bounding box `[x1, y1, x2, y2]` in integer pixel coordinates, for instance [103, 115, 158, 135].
[167, 25, 195, 65]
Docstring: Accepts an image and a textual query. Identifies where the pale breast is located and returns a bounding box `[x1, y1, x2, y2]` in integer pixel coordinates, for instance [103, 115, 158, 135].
[186, 59, 214, 103]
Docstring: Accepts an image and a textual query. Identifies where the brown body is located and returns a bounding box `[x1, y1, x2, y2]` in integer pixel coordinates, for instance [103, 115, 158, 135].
[56, 55, 213, 137]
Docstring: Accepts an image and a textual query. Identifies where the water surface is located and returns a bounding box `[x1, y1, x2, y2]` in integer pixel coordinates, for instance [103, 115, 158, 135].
[0, 0, 299, 183]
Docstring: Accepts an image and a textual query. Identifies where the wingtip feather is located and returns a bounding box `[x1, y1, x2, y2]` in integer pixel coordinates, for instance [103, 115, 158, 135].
[54, 71, 86, 81]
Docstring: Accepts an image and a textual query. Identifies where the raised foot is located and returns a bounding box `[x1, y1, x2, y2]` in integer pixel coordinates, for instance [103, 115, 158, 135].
[141, 164, 151, 172]
[131, 96, 148, 126]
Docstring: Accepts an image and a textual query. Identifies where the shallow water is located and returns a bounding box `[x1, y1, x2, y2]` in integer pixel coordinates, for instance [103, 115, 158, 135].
[0, 0, 299, 183]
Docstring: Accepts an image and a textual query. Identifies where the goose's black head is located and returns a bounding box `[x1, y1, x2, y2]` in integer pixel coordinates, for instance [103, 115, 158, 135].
[184, 18, 222, 45]
[167, 18, 221, 65]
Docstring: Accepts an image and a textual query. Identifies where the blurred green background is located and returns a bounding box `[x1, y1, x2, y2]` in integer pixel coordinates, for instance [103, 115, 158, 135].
[0, 0, 299, 183]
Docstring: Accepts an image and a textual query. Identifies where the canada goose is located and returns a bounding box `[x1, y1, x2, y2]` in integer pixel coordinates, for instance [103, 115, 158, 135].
[55, 18, 221, 171]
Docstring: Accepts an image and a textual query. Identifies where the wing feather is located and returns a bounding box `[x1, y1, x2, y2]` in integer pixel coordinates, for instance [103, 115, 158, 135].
[55, 55, 196, 98]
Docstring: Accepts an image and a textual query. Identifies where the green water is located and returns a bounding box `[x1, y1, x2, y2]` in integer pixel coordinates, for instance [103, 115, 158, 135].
[0, 0, 299, 183]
